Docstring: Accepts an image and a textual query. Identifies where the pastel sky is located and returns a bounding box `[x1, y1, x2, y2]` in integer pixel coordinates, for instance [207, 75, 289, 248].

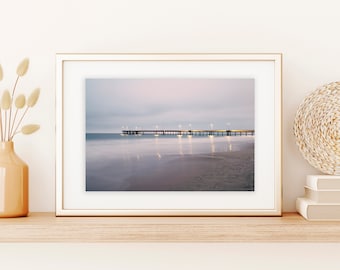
[86, 78, 254, 133]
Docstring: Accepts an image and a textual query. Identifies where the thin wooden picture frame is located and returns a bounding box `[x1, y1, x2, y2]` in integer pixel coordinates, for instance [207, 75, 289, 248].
[55, 53, 282, 216]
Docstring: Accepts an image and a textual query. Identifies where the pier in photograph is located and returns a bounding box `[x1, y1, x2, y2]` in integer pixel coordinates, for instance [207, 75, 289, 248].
[121, 129, 255, 136]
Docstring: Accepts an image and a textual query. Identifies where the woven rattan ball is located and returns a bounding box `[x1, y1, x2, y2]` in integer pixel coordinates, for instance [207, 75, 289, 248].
[294, 82, 340, 175]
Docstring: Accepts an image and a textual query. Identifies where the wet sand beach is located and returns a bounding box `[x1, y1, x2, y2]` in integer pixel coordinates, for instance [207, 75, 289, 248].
[86, 142, 254, 191]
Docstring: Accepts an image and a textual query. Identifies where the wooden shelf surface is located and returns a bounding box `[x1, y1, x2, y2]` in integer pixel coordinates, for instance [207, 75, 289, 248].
[1, 212, 340, 242]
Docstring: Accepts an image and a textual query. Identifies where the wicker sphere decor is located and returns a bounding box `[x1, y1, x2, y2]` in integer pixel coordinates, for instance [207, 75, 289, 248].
[294, 81, 340, 175]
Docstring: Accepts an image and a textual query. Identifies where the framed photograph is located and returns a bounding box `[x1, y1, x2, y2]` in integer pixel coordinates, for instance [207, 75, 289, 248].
[56, 53, 282, 216]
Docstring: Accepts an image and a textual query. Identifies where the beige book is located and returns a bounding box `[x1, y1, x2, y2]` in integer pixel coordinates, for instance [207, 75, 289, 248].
[304, 186, 340, 203]
[306, 175, 340, 190]
[296, 197, 340, 221]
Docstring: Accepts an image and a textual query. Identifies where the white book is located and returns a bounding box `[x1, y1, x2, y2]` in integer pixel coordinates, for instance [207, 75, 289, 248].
[306, 175, 340, 190]
[304, 186, 340, 203]
[296, 197, 340, 221]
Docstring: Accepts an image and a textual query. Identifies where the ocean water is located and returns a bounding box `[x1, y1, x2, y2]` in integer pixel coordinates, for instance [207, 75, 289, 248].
[86, 134, 254, 191]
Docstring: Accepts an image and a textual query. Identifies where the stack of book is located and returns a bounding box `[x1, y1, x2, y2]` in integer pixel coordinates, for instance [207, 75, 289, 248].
[296, 175, 340, 220]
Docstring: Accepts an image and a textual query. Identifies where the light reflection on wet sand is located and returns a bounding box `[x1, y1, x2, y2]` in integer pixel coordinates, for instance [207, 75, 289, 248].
[86, 135, 254, 191]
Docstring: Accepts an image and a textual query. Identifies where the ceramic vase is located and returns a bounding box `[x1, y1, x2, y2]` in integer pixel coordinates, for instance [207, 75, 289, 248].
[0, 141, 28, 217]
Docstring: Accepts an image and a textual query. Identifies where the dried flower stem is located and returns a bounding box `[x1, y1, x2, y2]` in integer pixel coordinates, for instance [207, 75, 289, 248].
[9, 108, 19, 139]
[3, 111, 7, 141]
[11, 76, 19, 97]
[8, 75, 20, 140]
[10, 106, 29, 141]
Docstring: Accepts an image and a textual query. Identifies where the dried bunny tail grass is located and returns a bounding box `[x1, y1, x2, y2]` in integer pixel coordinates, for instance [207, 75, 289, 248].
[21, 124, 40, 135]
[15, 94, 26, 109]
[16, 58, 29, 77]
[9, 60, 29, 137]
[27, 88, 40, 107]
[10, 91, 39, 139]
[0, 59, 41, 141]
[9, 94, 27, 138]
[0, 64, 3, 81]
[1, 90, 11, 110]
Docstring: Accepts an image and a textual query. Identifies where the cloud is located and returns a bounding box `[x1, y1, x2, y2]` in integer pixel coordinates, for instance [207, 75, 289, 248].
[86, 78, 254, 133]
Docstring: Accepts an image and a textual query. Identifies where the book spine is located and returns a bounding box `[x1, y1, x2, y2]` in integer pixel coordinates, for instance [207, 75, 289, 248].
[306, 175, 318, 189]
[296, 197, 340, 220]
[304, 187, 340, 203]
[306, 175, 340, 190]
[296, 197, 309, 219]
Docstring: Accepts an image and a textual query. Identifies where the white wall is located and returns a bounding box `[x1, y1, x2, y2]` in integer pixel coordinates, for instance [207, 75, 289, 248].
[0, 0, 339, 212]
